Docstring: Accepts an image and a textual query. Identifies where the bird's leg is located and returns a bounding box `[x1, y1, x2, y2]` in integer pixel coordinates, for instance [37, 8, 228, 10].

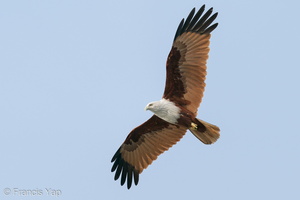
[191, 122, 198, 130]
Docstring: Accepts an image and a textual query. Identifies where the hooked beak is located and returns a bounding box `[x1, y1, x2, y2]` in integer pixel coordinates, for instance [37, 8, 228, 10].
[144, 105, 149, 111]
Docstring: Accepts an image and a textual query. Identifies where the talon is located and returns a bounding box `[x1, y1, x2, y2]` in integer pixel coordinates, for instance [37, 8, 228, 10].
[191, 122, 198, 130]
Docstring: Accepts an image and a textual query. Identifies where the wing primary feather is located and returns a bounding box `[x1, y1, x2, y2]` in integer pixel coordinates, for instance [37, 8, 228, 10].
[193, 7, 213, 32]
[111, 146, 139, 189]
[111, 147, 120, 162]
[127, 166, 133, 189]
[134, 170, 139, 185]
[174, 18, 185, 41]
[120, 164, 127, 186]
[198, 12, 218, 33]
[111, 156, 120, 172]
[111, 147, 122, 172]
[203, 23, 218, 34]
[181, 8, 195, 33]
[187, 5, 205, 31]
[114, 159, 124, 180]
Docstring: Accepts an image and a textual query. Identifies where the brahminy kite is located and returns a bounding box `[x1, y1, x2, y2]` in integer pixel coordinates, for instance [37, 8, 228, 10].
[111, 4, 220, 189]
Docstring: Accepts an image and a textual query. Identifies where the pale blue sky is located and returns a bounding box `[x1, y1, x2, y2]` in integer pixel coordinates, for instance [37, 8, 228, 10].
[1, 0, 299, 200]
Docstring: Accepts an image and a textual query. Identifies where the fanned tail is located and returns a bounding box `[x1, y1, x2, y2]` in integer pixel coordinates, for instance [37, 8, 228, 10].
[189, 118, 220, 144]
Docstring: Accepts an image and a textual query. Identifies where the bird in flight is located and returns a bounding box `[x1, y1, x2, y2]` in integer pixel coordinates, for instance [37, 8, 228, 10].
[111, 4, 220, 189]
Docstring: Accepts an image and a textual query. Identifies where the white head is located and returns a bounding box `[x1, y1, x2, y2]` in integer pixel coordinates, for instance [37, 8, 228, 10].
[144, 101, 160, 112]
[144, 99, 181, 124]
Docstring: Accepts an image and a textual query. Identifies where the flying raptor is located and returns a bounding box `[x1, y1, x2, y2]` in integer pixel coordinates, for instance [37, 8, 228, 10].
[111, 5, 220, 189]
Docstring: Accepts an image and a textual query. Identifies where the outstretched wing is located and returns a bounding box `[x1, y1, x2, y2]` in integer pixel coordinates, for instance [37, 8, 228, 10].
[163, 5, 218, 114]
[111, 115, 187, 189]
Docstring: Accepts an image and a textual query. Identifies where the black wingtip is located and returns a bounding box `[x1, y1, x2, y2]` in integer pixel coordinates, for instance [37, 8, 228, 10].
[173, 4, 218, 41]
[173, 18, 185, 41]
[111, 147, 140, 189]
[180, 7, 196, 33]
[204, 23, 218, 34]
[111, 147, 121, 162]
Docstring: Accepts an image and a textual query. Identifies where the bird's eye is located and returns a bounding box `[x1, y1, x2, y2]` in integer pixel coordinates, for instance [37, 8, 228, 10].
[149, 103, 153, 107]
